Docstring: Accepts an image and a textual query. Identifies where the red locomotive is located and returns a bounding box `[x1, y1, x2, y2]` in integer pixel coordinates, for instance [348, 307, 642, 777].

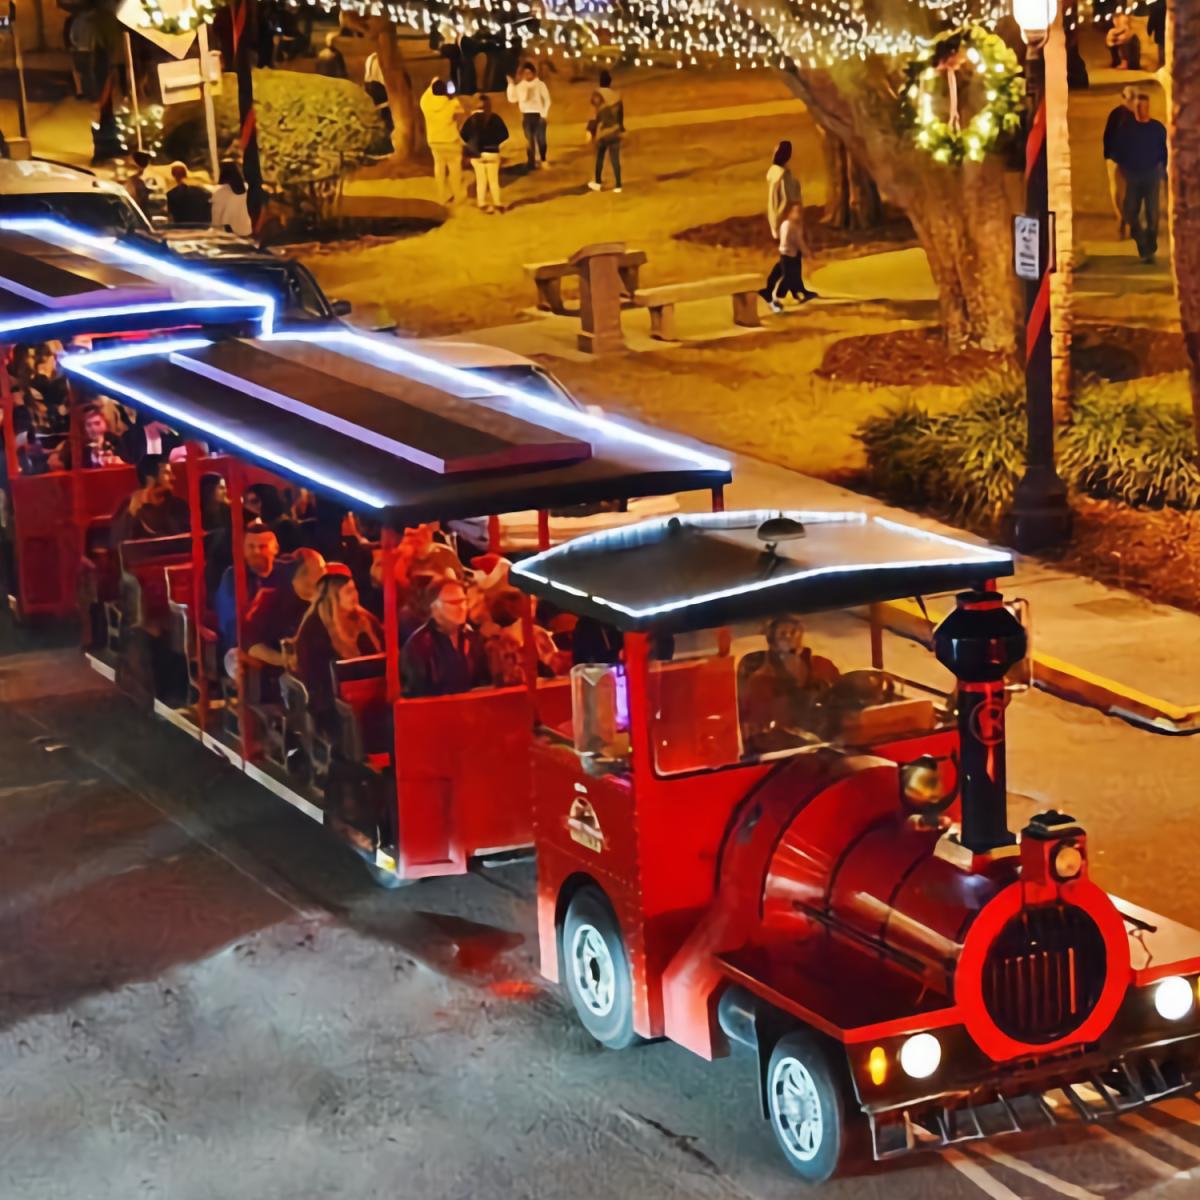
[511, 511, 1200, 1180]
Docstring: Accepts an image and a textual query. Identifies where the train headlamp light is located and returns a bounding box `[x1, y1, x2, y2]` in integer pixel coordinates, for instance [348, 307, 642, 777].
[898, 1033, 941, 1080]
[867, 1046, 888, 1086]
[1051, 842, 1083, 881]
[1154, 976, 1194, 1021]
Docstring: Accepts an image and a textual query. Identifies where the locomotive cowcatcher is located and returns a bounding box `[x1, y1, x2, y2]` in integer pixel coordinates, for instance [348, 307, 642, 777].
[511, 510, 1200, 1182]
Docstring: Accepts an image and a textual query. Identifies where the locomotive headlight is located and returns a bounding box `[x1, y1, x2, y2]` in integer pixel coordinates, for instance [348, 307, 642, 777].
[1154, 976, 1195, 1021]
[1051, 841, 1083, 880]
[898, 1033, 942, 1079]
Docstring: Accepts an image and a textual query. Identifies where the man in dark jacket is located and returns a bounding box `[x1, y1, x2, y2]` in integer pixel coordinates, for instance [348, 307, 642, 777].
[166, 162, 212, 225]
[402, 576, 490, 696]
[1112, 92, 1168, 264]
[1102, 85, 1137, 238]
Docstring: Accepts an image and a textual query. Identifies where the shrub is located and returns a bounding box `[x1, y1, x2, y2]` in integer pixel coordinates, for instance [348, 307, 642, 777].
[1059, 390, 1200, 509]
[857, 379, 1025, 527]
[857, 380, 1200, 525]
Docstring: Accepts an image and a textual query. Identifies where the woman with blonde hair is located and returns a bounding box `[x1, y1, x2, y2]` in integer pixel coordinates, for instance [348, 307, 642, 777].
[294, 564, 384, 729]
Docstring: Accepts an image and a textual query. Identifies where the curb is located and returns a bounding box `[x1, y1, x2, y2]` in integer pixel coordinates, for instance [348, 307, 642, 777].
[878, 599, 1200, 736]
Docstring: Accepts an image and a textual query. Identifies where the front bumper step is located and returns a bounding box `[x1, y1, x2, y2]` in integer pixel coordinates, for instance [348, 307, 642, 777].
[869, 1048, 1199, 1160]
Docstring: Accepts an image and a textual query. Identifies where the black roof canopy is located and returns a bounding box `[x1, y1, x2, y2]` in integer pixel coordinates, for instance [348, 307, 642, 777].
[510, 511, 1015, 633]
[0, 218, 267, 342]
[63, 332, 732, 524]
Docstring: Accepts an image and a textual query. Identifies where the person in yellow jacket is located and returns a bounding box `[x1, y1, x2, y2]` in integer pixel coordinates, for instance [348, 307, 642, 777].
[420, 79, 467, 207]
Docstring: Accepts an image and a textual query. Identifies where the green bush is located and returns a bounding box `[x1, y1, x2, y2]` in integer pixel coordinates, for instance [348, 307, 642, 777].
[857, 379, 1025, 526]
[1059, 390, 1200, 509]
[857, 381, 1200, 525]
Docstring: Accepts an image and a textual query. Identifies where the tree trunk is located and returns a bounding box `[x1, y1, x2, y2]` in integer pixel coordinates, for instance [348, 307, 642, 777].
[339, 11, 423, 160]
[1167, 0, 1200, 447]
[785, 60, 1022, 353]
[1046, 15, 1075, 419]
[819, 129, 883, 229]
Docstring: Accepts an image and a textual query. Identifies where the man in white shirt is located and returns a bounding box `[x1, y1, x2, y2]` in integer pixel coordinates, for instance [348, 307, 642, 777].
[506, 62, 551, 169]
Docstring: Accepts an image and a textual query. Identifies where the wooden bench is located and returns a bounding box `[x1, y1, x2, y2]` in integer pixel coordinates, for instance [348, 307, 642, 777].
[633, 274, 763, 341]
[524, 249, 647, 314]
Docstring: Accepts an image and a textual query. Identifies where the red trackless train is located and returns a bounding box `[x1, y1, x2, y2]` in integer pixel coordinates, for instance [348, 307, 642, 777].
[47, 329, 1200, 1181]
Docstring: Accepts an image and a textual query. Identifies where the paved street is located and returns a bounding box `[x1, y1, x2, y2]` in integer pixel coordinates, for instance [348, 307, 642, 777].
[2, 604, 1200, 1200]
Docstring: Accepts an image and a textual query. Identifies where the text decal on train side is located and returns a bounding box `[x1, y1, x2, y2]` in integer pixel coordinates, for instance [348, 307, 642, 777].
[567, 787, 605, 854]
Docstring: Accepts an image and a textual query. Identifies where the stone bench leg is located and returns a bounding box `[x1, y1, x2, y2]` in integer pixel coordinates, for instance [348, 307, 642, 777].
[618, 264, 640, 298]
[732, 290, 761, 329]
[647, 303, 677, 340]
[534, 276, 566, 314]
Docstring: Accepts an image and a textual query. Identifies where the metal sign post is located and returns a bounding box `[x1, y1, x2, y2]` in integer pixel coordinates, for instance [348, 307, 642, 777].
[196, 23, 220, 179]
[123, 31, 143, 151]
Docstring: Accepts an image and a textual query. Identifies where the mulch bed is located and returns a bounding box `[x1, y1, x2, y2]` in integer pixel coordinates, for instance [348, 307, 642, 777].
[1061, 498, 1200, 615]
[675, 204, 916, 256]
[1071, 323, 1190, 383]
[815, 323, 1189, 388]
[818, 327, 1013, 388]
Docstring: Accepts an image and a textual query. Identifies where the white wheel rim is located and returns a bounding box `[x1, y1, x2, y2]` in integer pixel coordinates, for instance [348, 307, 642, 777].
[569, 922, 616, 1018]
[770, 1056, 824, 1163]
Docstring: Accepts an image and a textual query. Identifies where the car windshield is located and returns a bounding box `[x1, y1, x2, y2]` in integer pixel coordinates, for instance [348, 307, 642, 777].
[0, 192, 152, 236]
[467, 364, 581, 410]
[197, 262, 332, 323]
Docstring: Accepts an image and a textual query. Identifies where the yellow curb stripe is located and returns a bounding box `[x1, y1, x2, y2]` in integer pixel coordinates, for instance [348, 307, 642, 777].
[876, 599, 1200, 730]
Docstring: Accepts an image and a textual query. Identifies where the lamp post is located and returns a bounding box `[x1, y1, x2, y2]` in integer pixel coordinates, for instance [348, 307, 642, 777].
[1008, 0, 1072, 552]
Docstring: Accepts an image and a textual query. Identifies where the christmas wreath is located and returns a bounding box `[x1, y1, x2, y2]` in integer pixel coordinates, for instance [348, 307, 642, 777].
[899, 25, 1025, 165]
[136, 0, 226, 36]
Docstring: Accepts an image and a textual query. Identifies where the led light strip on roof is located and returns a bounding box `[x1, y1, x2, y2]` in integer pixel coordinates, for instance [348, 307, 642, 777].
[511, 510, 1013, 620]
[262, 329, 732, 475]
[0, 299, 264, 340]
[0, 217, 275, 335]
[62, 338, 389, 510]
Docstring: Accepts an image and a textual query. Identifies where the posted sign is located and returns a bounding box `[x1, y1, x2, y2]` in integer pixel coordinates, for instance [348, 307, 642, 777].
[1014, 216, 1040, 281]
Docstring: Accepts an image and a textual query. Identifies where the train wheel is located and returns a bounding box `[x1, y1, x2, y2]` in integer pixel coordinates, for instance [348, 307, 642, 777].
[561, 887, 640, 1050]
[766, 1032, 850, 1183]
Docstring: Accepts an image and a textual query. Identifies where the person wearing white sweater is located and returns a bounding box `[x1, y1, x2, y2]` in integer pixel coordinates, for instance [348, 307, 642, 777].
[506, 62, 551, 169]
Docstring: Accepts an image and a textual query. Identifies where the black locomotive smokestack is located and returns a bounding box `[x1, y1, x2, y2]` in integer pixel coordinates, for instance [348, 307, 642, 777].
[933, 590, 1027, 856]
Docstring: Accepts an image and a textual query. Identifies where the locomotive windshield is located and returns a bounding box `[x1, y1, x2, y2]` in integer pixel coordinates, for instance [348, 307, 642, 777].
[566, 608, 958, 777]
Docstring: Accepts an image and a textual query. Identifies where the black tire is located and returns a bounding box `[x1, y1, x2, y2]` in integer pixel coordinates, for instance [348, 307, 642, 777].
[765, 1031, 854, 1183]
[560, 886, 641, 1050]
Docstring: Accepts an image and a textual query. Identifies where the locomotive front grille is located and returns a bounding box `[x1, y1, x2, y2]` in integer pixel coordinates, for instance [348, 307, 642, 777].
[981, 904, 1107, 1045]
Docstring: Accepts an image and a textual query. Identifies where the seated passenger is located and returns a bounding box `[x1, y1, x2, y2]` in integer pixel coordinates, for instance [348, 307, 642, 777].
[479, 587, 566, 685]
[293, 565, 385, 728]
[110, 455, 190, 546]
[245, 547, 326, 681]
[245, 482, 302, 553]
[402, 576, 490, 698]
[119, 416, 183, 466]
[403, 522, 463, 580]
[52, 406, 122, 470]
[216, 521, 290, 658]
[738, 616, 841, 755]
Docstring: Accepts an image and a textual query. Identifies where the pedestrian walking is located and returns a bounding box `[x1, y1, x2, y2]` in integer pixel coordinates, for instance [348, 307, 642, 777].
[760, 140, 802, 306]
[364, 51, 392, 135]
[421, 79, 467, 206]
[1106, 13, 1141, 70]
[1103, 85, 1137, 239]
[587, 71, 624, 193]
[506, 62, 551, 169]
[1112, 92, 1167, 264]
[124, 150, 152, 215]
[764, 202, 816, 312]
[461, 94, 509, 213]
[211, 160, 253, 237]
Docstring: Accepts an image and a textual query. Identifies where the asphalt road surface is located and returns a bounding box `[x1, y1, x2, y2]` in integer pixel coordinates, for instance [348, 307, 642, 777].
[2, 620, 1200, 1200]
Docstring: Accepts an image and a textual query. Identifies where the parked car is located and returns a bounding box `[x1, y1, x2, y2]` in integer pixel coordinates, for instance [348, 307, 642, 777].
[0, 159, 154, 236]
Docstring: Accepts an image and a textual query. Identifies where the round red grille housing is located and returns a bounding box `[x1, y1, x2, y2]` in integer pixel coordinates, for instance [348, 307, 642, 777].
[981, 903, 1108, 1045]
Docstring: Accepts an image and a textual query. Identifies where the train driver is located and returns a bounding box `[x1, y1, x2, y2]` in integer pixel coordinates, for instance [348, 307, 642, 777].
[738, 615, 841, 754]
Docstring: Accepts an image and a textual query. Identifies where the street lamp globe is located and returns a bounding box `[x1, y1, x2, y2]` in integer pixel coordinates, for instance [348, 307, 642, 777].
[1012, 0, 1058, 34]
